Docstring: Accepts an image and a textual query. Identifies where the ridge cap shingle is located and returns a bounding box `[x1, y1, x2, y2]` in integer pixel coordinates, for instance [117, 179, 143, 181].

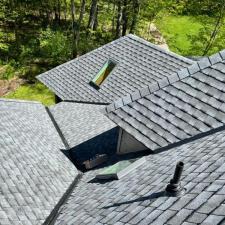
[105, 49, 225, 114]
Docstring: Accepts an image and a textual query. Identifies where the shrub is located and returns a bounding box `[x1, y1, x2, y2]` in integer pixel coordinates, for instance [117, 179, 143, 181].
[39, 28, 71, 65]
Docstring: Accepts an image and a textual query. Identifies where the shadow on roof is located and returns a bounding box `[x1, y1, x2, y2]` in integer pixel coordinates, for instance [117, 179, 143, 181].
[103, 191, 165, 209]
[152, 124, 225, 155]
[64, 127, 119, 170]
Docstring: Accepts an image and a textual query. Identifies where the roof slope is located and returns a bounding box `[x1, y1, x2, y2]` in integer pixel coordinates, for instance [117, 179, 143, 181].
[37, 34, 193, 104]
[50, 102, 116, 148]
[53, 124, 225, 225]
[0, 99, 78, 225]
[105, 50, 225, 151]
[49, 102, 119, 165]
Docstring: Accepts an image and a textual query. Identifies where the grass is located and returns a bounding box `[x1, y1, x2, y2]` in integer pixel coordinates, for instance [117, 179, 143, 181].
[155, 14, 204, 56]
[4, 82, 55, 106]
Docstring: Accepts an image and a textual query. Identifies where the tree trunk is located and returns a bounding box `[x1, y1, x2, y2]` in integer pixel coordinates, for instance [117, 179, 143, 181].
[116, 0, 122, 38]
[74, 0, 86, 57]
[64, 0, 67, 20]
[122, 0, 128, 36]
[87, 0, 98, 30]
[202, 4, 225, 56]
[112, 0, 116, 33]
[58, 0, 61, 24]
[71, 0, 76, 57]
[130, 0, 139, 33]
[93, 5, 98, 30]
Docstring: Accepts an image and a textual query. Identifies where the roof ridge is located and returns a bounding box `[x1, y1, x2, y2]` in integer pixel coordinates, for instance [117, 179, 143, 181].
[126, 34, 193, 64]
[104, 49, 225, 114]
[0, 98, 41, 104]
[37, 34, 192, 81]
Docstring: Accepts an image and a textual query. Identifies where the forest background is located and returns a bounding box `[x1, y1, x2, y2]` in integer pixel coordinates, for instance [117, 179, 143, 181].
[0, 0, 224, 105]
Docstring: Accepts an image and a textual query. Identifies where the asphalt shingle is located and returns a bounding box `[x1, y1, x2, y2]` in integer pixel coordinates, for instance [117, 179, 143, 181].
[0, 99, 78, 225]
[37, 34, 193, 104]
[105, 51, 225, 152]
[49, 102, 118, 164]
[52, 125, 225, 225]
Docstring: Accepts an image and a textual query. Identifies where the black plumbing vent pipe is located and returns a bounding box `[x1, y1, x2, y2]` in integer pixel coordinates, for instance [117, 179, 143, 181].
[165, 161, 185, 197]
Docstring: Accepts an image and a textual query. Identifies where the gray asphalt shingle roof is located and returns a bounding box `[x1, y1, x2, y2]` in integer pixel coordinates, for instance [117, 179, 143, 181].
[49, 102, 116, 148]
[0, 99, 78, 225]
[104, 50, 225, 151]
[37, 34, 193, 104]
[52, 124, 225, 225]
[49, 102, 119, 164]
[2, 36, 225, 225]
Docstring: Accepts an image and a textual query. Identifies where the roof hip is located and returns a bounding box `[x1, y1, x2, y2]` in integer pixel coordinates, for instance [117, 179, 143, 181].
[105, 49, 225, 114]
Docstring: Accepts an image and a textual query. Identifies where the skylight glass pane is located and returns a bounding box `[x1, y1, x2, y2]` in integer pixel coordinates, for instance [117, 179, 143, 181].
[90, 59, 116, 88]
[95, 157, 146, 180]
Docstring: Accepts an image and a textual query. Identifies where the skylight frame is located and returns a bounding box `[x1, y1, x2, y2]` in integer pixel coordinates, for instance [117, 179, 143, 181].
[90, 59, 117, 89]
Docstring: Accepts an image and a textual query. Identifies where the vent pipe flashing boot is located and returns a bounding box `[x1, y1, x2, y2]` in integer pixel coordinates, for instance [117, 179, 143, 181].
[165, 161, 185, 197]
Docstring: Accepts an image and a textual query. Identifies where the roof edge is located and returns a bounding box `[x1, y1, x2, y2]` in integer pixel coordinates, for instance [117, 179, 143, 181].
[37, 34, 193, 82]
[36, 35, 130, 81]
[126, 34, 193, 64]
[104, 49, 225, 114]
[0, 98, 41, 104]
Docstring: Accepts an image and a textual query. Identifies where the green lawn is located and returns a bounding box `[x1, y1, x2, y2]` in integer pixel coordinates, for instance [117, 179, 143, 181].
[155, 15, 204, 56]
[4, 82, 55, 106]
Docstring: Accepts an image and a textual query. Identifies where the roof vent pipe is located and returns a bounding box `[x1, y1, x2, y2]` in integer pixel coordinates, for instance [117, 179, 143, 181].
[165, 161, 185, 197]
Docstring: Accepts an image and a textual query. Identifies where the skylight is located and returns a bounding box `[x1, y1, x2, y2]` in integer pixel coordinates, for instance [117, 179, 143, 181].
[90, 59, 116, 88]
[95, 157, 146, 180]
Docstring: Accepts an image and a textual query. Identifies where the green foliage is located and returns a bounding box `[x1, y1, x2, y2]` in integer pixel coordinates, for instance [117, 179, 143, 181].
[0, 64, 16, 80]
[39, 28, 71, 64]
[17, 64, 43, 83]
[156, 15, 206, 56]
[140, 0, 174, 22]
[188, 16, 225, 55]
[185, 0, 225, 16]
[4, 82, 55, 106]
[0, 0, 225, 103]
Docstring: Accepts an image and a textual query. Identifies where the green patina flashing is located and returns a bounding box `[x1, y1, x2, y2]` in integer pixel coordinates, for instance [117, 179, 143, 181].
[100, 160, 134, 175]
[95, 157, 146, 180]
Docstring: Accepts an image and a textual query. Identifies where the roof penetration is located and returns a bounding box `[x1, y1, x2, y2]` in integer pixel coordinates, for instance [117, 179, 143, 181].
[105, 50, 225, 151]
[37, 34, 193, 104]
[53, 125, 225, 225]
[90, 59, 117, 89]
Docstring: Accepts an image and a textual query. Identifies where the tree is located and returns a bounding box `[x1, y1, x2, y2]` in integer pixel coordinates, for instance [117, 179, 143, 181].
[130, 0, 140, 33]
[187, 0, 225, 55]
[71, 0, 86, 57]
[87, 0, 98, 30]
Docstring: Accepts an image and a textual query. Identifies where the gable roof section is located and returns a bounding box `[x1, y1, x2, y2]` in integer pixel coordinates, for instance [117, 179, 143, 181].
[52, 124, 225, 225]
[49, 102, 119, 164]
[0, 99, 78, 225]
[37, 34, 193, 104]
[49, 102, 116, 148]
[104, 50, 225, 151]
